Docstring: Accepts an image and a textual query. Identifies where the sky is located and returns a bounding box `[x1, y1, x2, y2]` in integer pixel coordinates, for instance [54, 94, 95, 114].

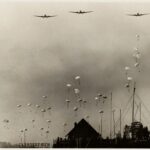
[1, 0, 150, 145]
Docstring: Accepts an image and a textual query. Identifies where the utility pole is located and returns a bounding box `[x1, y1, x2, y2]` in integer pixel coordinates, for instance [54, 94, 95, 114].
[132, 82, 136, 123]
[120, 109, 122, 138]
[132, 82, 136, 139]
[101, 114, 103, 137]
[23, 131, 25, 144]
[112, 110, 115, 138]
[110, 92, 112, 139]
[100, 112, 104, 137]
[139, 102, 141, 122]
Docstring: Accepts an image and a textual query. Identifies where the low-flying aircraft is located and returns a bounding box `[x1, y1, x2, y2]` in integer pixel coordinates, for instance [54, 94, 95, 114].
[34, 14, 57, 18]
[127, 12, 150, 17]
[70, 10, 93, 14]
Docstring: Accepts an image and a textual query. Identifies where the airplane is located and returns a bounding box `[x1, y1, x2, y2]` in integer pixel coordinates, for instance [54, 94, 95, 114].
[127, 12, 150, 17]
[34, 14, 57, 18]
[69, 10, 93, 14]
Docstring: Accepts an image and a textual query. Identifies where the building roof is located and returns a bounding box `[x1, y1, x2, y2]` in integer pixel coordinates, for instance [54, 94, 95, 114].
[66, 119, 100, 138]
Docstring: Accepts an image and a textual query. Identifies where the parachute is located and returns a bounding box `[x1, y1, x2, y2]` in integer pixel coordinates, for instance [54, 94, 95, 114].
[41, 109, 46, 118]
[77, 98, 82, 107]
[75, 76, 81, 85]
[31, 119, 35, 128]
[27, 103, 31, 107]
[47, 107, 52, 115]
[73, 106, 78, 116]
[66, 84, 72, 100]
[42, 95, 47, 99]
[65, 99, 71, 109]
[45, 130, 50, 139]
[95, 97, 99, 106]
[40, 127, 44, 136]
[83, 99, 87, 108]
[46, 120, 51, 129]
[74, 88, 80, 98]
[63, 123, 67, 132]
[17, 104, 22, 108]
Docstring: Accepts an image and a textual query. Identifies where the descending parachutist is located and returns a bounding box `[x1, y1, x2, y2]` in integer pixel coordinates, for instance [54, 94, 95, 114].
[125, 66, 130, 77]
[45, 130, 50, 140]
[27, 103, 31, 107]
[3, 119, 9, 129]
[98, 93, 103, 101]
[41, 109, 46, 118]
[75, 76, 81, 86]
[47, 107, 52, 115]
[17, 104, 22, 113]
[77, 98, 83, 107]
[74, 88, 80, 98]
[23, 128, 28, 143]
[73, 106, 78, 117]
[46, 120, 51, 129]
[95, 97, 99, 106]
[20, 129, 24, 143]
[27, 103, 32, 112]
[83, 99, 87, 108]
[63, 123, 67, 132]
[136, 34, 140, 41]
[40, 128, 44, 136]
[42, 95, 48, 107]
[17, 104, 22, 108]
[35, 104, 40, 114]
[66, 83, 72, 99]
[103, 95, 107, 99]
[65, 99, 70, 109]
[85, 115, 90, 122]
[31, 119, 35, 128]
[127, 76, 133, 82]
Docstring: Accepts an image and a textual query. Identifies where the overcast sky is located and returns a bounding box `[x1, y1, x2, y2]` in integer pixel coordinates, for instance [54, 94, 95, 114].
[1, 0, 150, 144]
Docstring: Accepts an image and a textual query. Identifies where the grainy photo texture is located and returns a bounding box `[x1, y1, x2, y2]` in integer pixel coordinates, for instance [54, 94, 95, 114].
[0, 0, 150, 148]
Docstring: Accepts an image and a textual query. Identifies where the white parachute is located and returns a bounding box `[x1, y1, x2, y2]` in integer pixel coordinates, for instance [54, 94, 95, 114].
[75, 76, 81, 85]
[65, 99, 71, 109]
[73, 106, 78, 116]
[41, 109, 46, 118]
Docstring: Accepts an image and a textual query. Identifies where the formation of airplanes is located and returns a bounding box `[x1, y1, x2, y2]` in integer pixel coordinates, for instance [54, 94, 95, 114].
[34, 11, 150, 19]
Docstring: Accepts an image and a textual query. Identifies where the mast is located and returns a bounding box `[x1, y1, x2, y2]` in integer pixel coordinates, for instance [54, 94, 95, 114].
[120, 109, 122, 138]
[101, 114, 103, 137]
[140, 102, 141, 122]
[132, 82, 136, 123]
[112, 110, 115, 138]
[110, 92, 112, 139]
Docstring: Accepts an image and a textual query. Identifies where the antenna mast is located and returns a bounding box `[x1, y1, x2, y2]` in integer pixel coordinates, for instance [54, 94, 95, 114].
[110, 92, 112, 139]
[132, 82, 136, 123]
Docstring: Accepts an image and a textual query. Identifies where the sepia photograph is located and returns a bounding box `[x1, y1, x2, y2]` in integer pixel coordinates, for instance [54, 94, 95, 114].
[0, 0, 150, 148]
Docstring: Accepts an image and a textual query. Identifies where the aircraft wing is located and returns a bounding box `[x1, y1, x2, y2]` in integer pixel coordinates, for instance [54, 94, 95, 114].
[47, 15, 57, 17]
[69, 11, 79, 14]
[140, 13, 150, 16]
[84, 11, 93, 13]
[34, 15, 44, 17]
[126, 14, 138, 16]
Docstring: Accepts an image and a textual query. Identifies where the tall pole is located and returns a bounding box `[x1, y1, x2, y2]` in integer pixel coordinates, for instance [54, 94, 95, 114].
[23, 131, 25, 144]
[120, 109, 122, 138]
[101, 114, 103, 137]
[132, 82, 136, 123]
[112, 110, 115, 138]
[140, 102, 141, 122]
[110, 92, 112, 139]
